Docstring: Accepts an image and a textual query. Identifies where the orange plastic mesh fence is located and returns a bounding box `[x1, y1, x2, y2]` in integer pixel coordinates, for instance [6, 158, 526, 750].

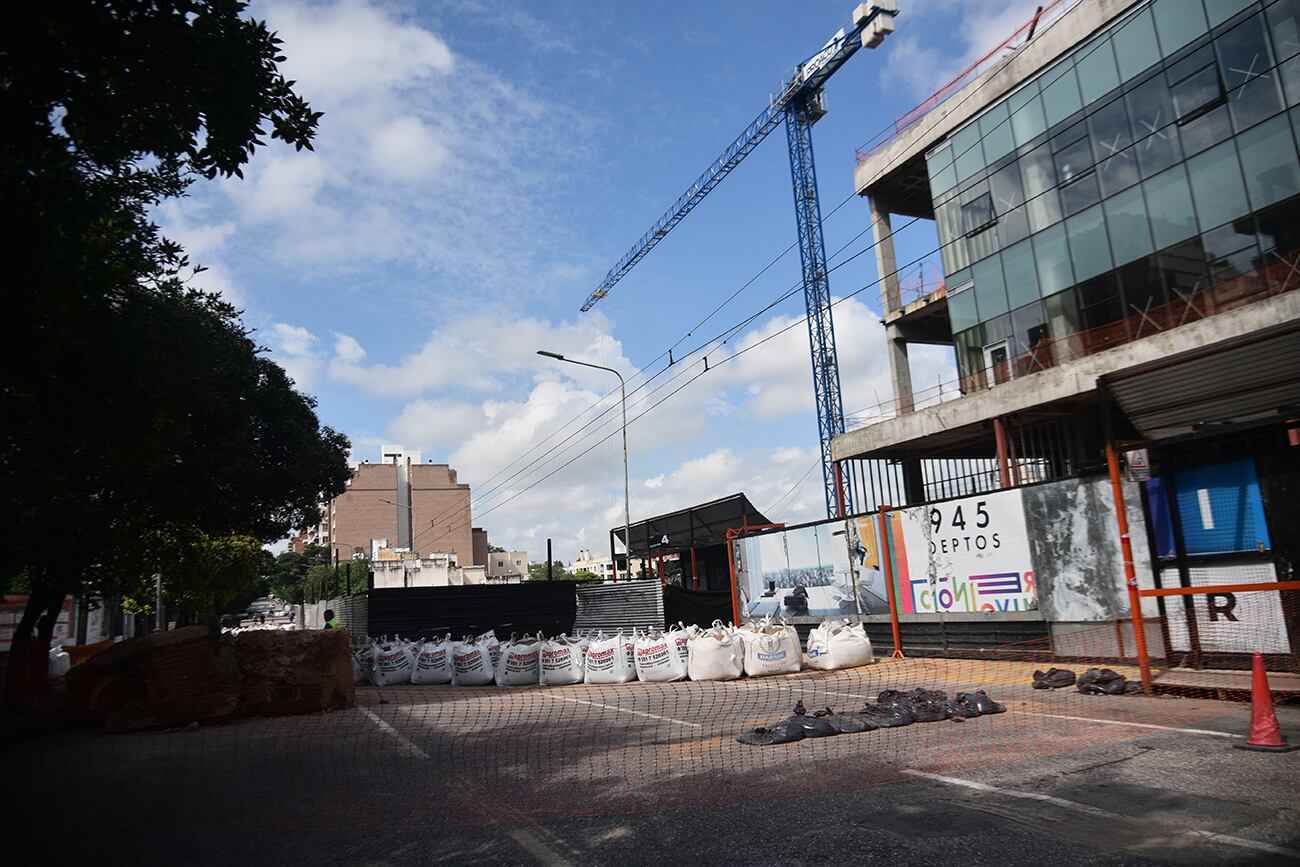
[12, 614, 1297, 835]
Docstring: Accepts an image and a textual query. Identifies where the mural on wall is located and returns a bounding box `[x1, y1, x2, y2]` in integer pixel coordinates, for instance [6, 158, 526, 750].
[887, 488, 1038, 613]
[734, 519, 890, 620]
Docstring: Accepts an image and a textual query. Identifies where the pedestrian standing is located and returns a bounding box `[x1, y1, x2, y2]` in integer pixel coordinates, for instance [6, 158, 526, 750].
[323, 609, 341, 629]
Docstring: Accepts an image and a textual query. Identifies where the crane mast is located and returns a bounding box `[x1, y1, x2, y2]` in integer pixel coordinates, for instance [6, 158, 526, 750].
[581, 3, 898, 517]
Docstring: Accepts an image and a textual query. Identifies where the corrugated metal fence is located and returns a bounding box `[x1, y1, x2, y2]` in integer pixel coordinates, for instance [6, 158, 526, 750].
[299, 593, 368, 635]
[574, 580, 664, 635]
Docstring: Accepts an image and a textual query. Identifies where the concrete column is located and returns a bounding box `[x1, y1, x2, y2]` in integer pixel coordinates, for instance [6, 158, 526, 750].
[870, 194, 915, 417]
[869, 194, 900, 315]
[887, 325, 915, 416]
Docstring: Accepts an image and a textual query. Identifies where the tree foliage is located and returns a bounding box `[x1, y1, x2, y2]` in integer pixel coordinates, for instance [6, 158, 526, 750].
[0, 1, 350, 708]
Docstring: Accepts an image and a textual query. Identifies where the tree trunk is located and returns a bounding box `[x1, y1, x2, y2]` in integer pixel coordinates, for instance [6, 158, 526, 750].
[2, 579, 49, 713]
[30, 588, 66, 697]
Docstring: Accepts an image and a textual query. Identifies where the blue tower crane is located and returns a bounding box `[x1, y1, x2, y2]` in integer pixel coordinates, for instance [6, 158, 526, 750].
[580, 3, 899, 518]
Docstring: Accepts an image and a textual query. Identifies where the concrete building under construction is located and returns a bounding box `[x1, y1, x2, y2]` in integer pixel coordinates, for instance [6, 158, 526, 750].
[833, 0, 1299, 669]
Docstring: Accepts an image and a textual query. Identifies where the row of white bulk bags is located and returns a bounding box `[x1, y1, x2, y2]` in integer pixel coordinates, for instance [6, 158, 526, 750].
[633, 630, 687, 682]
[495, 634, 543, 686]
[805, 619, 873, 670]
[451, 633, 495, 685]
[371, 640, 416, 686]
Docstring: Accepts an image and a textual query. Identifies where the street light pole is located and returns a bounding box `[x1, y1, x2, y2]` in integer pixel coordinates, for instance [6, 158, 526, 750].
[537, 351, 631, 579]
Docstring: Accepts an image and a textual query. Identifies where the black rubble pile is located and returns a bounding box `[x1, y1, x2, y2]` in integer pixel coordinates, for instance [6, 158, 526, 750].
[1031, 667, 1141, 695]
[735, 687, 1005, 746]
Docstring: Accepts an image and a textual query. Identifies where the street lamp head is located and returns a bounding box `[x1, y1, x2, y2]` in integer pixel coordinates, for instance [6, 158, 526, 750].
[537, 350, 565, 361]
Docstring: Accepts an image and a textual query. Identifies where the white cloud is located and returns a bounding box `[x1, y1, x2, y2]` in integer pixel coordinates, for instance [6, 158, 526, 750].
[332, 331, 367, 363]
[369, 116, 450, 180]
[264, 322, 323, 391]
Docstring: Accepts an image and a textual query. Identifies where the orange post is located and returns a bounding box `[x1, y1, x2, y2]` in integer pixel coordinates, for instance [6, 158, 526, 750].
[876, 508, 904, 659]
[994, 416, 1012, 488]
[726, 533, 741, 625]
[1106, 442, 1153, 692]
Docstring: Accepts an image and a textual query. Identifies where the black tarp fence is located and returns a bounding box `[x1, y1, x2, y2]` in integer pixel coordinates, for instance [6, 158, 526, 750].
[664, 585, 733, 629]
[367, 584, 577, 640]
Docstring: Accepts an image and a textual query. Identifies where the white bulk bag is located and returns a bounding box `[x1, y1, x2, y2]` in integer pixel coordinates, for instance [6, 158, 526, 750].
[452, 636, 495, 685]
[48, 645, 71, 679]
[665, 622, 696, 668]
[584, 631, 637, 684]
[687, 623, 745, 681]
[743, 621, 802, 677]
[352, 642, 374, 685]
[539, 635, 585, 686]
[371, 640, 415, 687]
[410, 635, 454, 684]
[495, 634, 541, 686]
[806, 620, 874, 671]
[477, 630, 503, 671]
[634, 630, 688, 682]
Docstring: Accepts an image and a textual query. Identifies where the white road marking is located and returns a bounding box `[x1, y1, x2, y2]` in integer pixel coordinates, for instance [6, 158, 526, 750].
[541, 694, 703, 728]
[1009, 709, 1244, 739]
[905, 770, 1300, 860]
[507, 829, 576, 867]
[358, 706, 430, 758]
[360, 706, 577, 866]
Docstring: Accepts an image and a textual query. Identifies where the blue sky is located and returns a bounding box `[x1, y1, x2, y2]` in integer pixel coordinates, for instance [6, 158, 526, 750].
[161, 0, 1044, 561]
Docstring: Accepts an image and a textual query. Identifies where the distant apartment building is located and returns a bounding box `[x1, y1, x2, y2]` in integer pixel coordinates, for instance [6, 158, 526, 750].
[320, 445, 479, 565]
[486, 550, 529, 582]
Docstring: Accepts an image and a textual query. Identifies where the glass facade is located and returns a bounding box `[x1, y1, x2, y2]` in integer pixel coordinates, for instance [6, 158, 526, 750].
[924, 0, 1300, 388]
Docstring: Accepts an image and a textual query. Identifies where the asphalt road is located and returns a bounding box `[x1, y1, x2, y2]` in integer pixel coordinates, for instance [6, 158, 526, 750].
[8, 658, 1299, 865]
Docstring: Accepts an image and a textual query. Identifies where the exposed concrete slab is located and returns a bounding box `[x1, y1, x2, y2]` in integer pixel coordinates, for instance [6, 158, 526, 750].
[854, 0, 1141, 198]
[832, 292, 1300, 461]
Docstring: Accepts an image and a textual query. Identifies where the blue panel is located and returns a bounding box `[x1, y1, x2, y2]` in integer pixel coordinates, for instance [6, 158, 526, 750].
[1144, 477, 1176, 560]
[1171, 460, 1271, 555]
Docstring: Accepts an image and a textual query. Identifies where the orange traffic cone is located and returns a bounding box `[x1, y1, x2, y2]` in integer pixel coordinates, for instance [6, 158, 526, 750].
[1234, 652, 1297, 752]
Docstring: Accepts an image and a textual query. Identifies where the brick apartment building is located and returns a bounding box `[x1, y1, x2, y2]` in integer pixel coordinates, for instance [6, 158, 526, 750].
[316, 445, 481, 565]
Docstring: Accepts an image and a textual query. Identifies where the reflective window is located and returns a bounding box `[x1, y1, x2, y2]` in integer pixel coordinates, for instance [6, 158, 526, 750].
[1170, 55, 1224, 121]
[1045, 287, 1082, 349]
[990, 162, 1029, 246]
[1055, 135, 1094, 184]
[1126, 75, 1183, 176]
[1067, 204, 1114, 281]
[1002, 238, 1039, 309]
[952, 123, 985, 183]
[1157, 239, 1210, 303]
[1143, 164, 1200, 247]
[1216, 13, 1276, 90]
[1060, 170, 1102, 215]
[948, 284, 980, 332]
[1010, 300, 1050, 360]
[1237, 112, 1300, 208]
[1153, 0, 1209, 56]
[929, 160, 957, 200]
[972, 254, 1009, 320]
[1033, 222, 1074, 295]
[1179, 103, 1234, 155]
[1115, 256, 1168, 330]
[962, 192, 996, 234]
[1077, 272, 1126, 338]
[980, 103, 1016, 164]
[1187, 138, 1251, 228]
[1228, 71, 1285, 130]
[1268, 0, 1300, 65]
[1206, 0, 1256, 28]
[1009, 85, 1048, 147]
[1202, 218, 1261, 282]
[936, 200, 969, 274]
[1077, 38, 1120, 104]
[1254, 194, 1300, 257]
[1027, 186, 1063, 233]
[1090, 98, 1139, 194]
[1112, 8, 1160, 82]
[1042, 64, 1083, 127]
[1105, 184, 1155, 265]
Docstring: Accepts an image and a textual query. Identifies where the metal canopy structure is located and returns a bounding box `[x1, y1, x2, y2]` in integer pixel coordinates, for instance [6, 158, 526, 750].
[1102, 319, 1300, 441]
[613, 492, 772, 560]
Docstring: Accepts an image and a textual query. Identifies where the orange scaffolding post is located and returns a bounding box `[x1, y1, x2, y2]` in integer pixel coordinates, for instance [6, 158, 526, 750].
[993, 416, 1012, 488]
[876, 508, 904, 659]
[1106, 441, 1153, 692]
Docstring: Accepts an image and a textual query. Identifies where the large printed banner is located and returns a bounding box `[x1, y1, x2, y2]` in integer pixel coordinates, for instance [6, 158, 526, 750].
[888, 488, 1037, 613]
